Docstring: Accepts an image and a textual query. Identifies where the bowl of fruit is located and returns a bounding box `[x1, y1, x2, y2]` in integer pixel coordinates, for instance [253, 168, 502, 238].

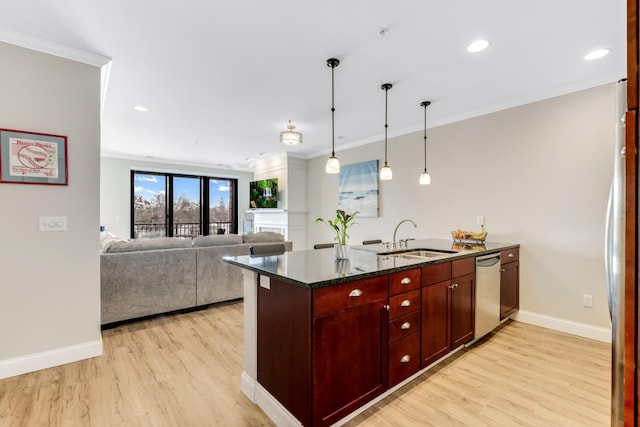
[451, 225, 487, 243]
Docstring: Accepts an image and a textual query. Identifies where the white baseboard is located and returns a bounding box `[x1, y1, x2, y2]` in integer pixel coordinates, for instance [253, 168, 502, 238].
[513, 310, 612, 343]
[240, 370, 303, 427]
[0, 338, 103, 380]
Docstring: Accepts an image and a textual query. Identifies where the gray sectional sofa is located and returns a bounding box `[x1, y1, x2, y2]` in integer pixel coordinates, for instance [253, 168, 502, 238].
[100, 232, 292, 325]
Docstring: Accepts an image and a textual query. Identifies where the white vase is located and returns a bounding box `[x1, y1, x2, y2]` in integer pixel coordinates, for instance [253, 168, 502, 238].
[334, 244, 349, 260]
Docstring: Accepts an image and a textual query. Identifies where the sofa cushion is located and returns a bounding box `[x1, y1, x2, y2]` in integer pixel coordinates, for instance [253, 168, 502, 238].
[192, 234, 243, 247]
[100, 232, 128, 252]
[242, 231, 285, 243]
[104, 237, 192, 253]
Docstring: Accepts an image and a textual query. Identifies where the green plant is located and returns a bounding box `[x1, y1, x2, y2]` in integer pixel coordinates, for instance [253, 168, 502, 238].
[315, 209, 359, 245]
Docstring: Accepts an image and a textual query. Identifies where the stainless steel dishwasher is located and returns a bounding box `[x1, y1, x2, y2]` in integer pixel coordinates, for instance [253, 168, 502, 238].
[474, 253, 502, 340]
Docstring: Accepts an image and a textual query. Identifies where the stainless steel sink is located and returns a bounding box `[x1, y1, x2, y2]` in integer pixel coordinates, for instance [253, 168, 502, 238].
[378, 248, 456, 259]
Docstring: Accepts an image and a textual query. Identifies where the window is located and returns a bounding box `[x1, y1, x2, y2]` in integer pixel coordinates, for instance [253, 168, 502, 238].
[131, 171, 237, 239]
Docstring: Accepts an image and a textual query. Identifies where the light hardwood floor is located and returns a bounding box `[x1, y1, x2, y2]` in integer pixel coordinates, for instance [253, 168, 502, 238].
[0, 302, 610, 426]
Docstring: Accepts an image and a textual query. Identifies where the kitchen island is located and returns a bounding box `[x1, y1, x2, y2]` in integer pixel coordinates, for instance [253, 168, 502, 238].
[224, 238, 519, 427]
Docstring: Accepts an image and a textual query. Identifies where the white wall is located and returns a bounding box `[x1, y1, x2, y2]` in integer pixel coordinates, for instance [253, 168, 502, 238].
[100, 157, 254, 238]
[307, 83, 616, 334]
[0, 42, 102, 378]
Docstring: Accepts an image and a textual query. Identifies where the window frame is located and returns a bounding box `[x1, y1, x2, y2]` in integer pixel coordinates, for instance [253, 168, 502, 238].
[130, 170, 238, 239]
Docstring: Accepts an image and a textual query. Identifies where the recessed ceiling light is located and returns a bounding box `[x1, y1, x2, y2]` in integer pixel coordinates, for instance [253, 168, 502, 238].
[133, 105, 149, 112]
[467, 40, 490, 53]
[584, 49, 610, 60]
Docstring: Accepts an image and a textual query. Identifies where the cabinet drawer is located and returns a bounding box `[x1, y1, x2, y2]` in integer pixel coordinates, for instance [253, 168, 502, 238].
[389, 310, 421, 342]
[389, 333, 420, 387]
[501, 248, 519, 263]
[422, 262, 451, 286]
[452, 257, 475, 278]
[389, 268, 421, 296]
[388, 289, 420, 319]
[314, 276, 388, 317]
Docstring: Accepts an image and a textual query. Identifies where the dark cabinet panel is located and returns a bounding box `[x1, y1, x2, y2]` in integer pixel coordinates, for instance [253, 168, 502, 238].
[450, 272, 475, 349]
[257, 278, 312, 425]
[422, 262, 451, 286]
[421, 280, 451, 367]
[389, 310, 421, 342]
[389, 333, 420, 387]
[500, 260, 519, 320]
[389, 268, 421, 295]
[388, 289, 420, 319]
[314, 275, 388, 317]
[312, 300, 388, 426]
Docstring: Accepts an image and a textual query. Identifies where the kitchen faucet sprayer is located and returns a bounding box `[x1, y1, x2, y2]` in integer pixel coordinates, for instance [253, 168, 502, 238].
[393, 219, 417, 250]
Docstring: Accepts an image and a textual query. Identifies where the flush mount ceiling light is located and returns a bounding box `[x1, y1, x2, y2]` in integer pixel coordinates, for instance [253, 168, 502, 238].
[467, 39, 490, 53]
[584, 49, 610, 60]
[280, 120, 302, 146]
[133, 105, 149, 112]
[380, 83, 393, 181]
[326, 58, 341, 174]
[419, 101, 432, 185]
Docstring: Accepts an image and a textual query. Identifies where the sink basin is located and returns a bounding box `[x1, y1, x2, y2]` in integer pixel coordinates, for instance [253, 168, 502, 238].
[378, 248, 456, 259]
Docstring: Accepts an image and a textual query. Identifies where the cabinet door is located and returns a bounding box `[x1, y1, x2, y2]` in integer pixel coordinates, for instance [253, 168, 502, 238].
[312, 300, 388, 426]
[451, 272, 475, 349]
[500, 260, 519, 319]
[421, 280, 450, 368]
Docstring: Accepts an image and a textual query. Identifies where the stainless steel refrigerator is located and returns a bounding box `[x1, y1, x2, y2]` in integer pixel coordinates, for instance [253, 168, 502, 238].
[605, 78, 627, 426]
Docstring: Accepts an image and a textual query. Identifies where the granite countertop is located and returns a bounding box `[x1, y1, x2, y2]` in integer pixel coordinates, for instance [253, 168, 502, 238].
[223, 238, 519, 289]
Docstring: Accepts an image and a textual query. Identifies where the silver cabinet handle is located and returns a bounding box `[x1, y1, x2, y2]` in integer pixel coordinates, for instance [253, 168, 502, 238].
[401, 355, 410, 363]
[349, 289, 363, 297]
[509, 253, 514, 258]
[384, 304, 390, 311]
[400, 299, 411, 307]
[401, 277, 411, 285]
[500, 268, 506, 273]
[401, 322, 411, 330]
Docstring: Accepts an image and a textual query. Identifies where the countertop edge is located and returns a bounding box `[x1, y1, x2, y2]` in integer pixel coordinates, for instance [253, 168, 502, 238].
[224, 240, 520, 289]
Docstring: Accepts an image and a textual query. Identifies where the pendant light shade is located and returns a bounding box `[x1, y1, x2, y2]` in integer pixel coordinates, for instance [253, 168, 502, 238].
[380, 83, 393, 180]
[280, 120, 302, 146]
[326, 58, 340, 174]
[419, 101, 431, 185]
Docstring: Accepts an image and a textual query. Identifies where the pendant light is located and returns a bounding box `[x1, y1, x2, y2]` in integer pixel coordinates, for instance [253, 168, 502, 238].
[419, 101, 432, 185]
[325, 58, 340, 173]
[380, 83, 393, 180]
[280, 120, 302, 146]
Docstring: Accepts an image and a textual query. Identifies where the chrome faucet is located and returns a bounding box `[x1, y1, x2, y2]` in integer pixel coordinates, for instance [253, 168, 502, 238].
[393, 219, 417, 250]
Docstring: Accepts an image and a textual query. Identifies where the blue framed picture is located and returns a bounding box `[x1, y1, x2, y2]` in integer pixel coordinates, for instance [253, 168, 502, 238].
[338, 160, 379, 217]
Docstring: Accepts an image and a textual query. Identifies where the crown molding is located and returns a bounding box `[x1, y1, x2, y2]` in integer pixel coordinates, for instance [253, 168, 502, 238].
[0, 28, 111, 67]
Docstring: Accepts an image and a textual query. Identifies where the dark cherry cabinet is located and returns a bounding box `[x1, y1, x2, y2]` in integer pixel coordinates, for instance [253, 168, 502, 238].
[421, 258, 475, 368]
[500, 248, 519, 320]
[421, 278, 451, 367]
[312, 276, 388, 426]
[387, 269, 421, 387]
[450, 272, 475, 349]
[258, 275, 388, 427]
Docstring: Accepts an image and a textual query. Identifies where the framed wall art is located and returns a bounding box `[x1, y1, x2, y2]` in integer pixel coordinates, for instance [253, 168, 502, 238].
[0, 128, 68, 185]
[338, 159, 379, 217]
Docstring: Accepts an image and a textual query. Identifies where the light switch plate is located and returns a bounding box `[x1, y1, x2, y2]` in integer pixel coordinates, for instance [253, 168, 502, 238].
[39, 216, 67, 232]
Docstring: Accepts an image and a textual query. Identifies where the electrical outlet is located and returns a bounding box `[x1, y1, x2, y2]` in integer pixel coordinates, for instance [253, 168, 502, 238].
[583, 294, 593, 308]
[477, 216, 485, 226]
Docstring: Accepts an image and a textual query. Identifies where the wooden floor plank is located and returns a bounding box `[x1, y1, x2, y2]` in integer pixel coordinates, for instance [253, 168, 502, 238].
[0, 303, 609, 426]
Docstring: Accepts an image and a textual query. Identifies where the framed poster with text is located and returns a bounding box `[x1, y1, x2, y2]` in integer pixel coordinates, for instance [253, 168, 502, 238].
[0, 128, 68, 185]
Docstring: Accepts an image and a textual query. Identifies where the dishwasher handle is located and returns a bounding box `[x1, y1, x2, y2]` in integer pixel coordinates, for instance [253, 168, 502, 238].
[476, 253, 501, 268]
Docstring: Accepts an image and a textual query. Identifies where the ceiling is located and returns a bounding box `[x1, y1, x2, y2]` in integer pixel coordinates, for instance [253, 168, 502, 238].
[0, 1, 626, 171]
